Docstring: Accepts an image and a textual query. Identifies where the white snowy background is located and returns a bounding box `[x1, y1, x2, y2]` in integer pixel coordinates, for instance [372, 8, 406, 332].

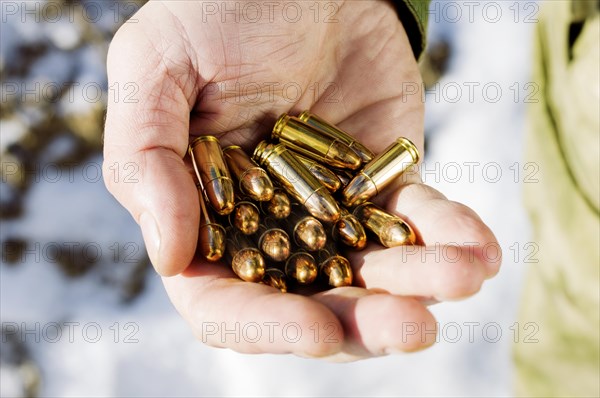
[1, 1, 537, 396]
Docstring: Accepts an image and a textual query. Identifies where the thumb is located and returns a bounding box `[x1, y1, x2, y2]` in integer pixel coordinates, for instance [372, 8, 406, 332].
[103, 17, 200, 276]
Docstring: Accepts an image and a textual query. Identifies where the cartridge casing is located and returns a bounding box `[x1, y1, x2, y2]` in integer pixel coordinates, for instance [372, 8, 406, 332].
[285, 205, 327, 252]
[272, 114, 361, 170]
[190, 136, 235, 215]
[229, 200, 260, 235]
[254, 217, 291, 262]
[341, 137, 419, 207]
[260, 188, 291, 219]
[253, 141, 341, 223]
[316, 243, 353, 288]
[293, 152, 342, 193]
[225, 228, 265, 282]
[332, 208, 367, 250]
[352, 203, 416, 247]
[298, 111, 374, 163]
[223, 145, 274, 202]
[195, 177, 226, 262]
[262, 268, 287, 292]
[285, 251, 318, 285]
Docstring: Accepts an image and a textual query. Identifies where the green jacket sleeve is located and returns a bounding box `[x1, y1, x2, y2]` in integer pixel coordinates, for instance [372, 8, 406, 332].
[393, 0, 430, 59]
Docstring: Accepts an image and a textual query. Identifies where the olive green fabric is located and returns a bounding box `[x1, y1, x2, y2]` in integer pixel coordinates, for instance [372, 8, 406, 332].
[515, 1, 600, 397]
[395, 0, 430, 59]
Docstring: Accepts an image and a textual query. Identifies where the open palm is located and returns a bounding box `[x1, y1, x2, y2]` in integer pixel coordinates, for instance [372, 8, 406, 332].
[104, 0, 500, 360]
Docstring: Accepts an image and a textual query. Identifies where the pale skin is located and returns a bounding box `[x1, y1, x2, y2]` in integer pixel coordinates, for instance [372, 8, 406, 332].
[103, 0, 501, 361]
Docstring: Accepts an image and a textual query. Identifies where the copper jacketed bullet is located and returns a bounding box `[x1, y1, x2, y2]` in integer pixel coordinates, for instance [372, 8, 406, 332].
[261, 188, 291, 219]
[225, 228, 265, 282]
[293, 152, 342, 193]
[272, 114, 362, 170]
[255, 217, 291, 262]
[317, 243, 353, 288]
[194, 177, 226, 262]
[253, 141, 341, 223]
[341, 137, 420, 207]
[223, 145, 274, 202]
[285, 251, 318, 285]
[229, 199, 260, 235]
[262, 268, 287, 293]
[190, 136, 235, 215]
[298, 110, 375, 163]
[352, 202, 416, 247]
[332, 208, 367, 250]
[286, 206, 327, 252]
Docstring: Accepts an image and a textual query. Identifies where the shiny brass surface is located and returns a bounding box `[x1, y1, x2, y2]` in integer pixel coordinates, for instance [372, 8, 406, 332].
[255, 218, 291, 262]
[190, 136, 235, 215]
[341, 137, 419, 207]
[352, 202, 416, 247]
[317, 243, 353, 287]
[225, 228, 265, 282]
[262, 188, 291, 219]
[272, 114, 361, 170]
[253, 141, 341, 223]
[298, 110, 375, 163]
[332, 208, 367, 250]
[285, 251, 318, 285]
[293, 152, 342, 192]
[286, 206, 327, 252]
[230, 200, 260, 235]
[195, 177, 226, 262]
[223, 145, 274, 202]
[262, 268, 287, 293]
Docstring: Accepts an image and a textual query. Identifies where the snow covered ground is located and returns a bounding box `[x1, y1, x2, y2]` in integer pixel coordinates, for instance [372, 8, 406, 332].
[1, 1, 536, 396]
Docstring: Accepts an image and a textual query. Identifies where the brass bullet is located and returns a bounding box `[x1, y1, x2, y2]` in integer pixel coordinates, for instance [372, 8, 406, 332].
[285, 251, 318, 285]
[190, 136, 235, 215]
[272, 113, 362, 170]
[335, 171, 353, 188]
[225, 228, 265, 282]
[229, 200, 260, 235]
[298, 110, 375, 163]
[223, 145, 274, 202]
[261, 188, 292, 219]
[194, 176, 226, 262]
[261, 268, 287, 293]
[341, 137, 420, 207]
[253, 141, 341, 223]
[332, 208, 367, 250]
[286, 205, 327, 252]
[255, 217, 291, 262]
[317, 243, 353, 288]
[292, 152, 342, 193]
[352, 202, 417, 247]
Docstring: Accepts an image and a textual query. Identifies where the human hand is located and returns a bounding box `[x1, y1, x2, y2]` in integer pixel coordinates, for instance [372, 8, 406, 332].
[103, 0, 501, 360]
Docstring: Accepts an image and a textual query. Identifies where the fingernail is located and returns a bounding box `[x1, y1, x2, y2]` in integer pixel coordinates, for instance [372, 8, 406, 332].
[140, 212, 161, 271]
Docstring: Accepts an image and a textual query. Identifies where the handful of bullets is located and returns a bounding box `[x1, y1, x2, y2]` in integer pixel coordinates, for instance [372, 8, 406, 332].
[189, 111, 419, 293]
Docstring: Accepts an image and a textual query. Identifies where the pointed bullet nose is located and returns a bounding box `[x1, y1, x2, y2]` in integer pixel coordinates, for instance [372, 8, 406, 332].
[206, 177, 235, 215]
[232, 248, 265, 282]
[260, 229, 291, 262]
[328, 141, 362, 170]
[241, 169, 274, 202]
[285, 252, 318, 285]
[321, 256, 353, 287]
[198, 224, 226, 262]
[304, 187, 341, 223]
[294, 218, 327, 251]
[334, 213, 367, 250]
[341, 173, 377, 208]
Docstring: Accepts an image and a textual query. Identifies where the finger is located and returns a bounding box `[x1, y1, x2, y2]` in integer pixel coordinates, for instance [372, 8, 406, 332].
[312, 288, 437, 360]
[348, 244, 489, 301]
[103, 5, 201, 276]
[385, 181, 502, 277]
[162, 263, 344, 356]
